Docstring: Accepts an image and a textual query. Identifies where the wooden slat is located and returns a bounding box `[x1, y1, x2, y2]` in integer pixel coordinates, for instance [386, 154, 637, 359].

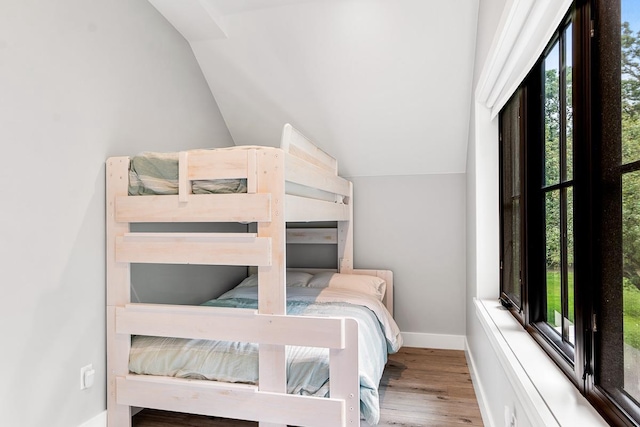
[330, 318, 360, 427]
[285, 195, 350, 222]
[256, 148, 287, 416]
[284, 153, 350, 197]
[106, 157, 131, 307]
[115, 232, 271, 266]
[286, 228, 338, 244]
[117, 375, 345, 427]
[116, 304, 346, 348]
[187, 149, 251, 180]
[106, 156, 132, 426]
[247, 148, 257, 194]
[115, 193, 271, 223]
[178, 151, 190, 203]
[107, 307, 132, 427]
[338, 181, 354, 272]
[280, 124, 337, 174]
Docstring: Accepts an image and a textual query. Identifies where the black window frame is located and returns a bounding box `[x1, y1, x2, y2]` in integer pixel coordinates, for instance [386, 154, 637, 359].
[500, 10, 584, 384]
[529, 18, 582, 374]
[498, 0, 640, 424]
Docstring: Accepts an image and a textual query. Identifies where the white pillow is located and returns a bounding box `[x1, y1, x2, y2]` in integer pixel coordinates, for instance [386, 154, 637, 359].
[235, 274, 258, 288]
[307, 272, 387, 301]
[235, 272, 313, 288]
[306, 271, 335, 288]
[285, 271, 314, 287]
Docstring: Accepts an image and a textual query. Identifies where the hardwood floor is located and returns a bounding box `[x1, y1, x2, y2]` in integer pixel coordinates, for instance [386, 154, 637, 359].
[132, 347, 484, 427]
[376, 347, 483, 426]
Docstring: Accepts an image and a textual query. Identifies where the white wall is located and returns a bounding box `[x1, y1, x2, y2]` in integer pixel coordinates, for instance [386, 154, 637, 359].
[282, 174, 468, 344]
[181, 0, 480, 177]
[466, 1, 576, 426]
[465, 0, 514, 424]
[0, 0, 233, 426]
[351, 174, 467, 341]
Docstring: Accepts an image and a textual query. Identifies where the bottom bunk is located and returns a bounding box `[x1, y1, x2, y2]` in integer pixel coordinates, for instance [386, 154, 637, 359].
[117, 271, 402, 426]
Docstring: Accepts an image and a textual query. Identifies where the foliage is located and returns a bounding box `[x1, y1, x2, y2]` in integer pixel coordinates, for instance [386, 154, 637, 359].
[543, 64, 573, 270]
[541, 23, 640, 289]
[542, 23, 640, 350]
[622, 22, 640, 290]
[624, 279, 640, 349]
[622, 22, 640, 118]
[545, 272, 640, 349]
[546, 270, 575, 326]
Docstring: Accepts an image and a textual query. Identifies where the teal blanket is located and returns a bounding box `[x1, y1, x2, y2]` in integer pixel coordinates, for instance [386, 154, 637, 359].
[129, 286, 402, 425]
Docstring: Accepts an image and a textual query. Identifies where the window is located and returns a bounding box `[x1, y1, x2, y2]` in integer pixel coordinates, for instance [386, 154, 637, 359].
[594, 0, 640, 422]
[500, 16, 579, 372]
[500, 88, 524, 313]
[499, 1, 640, 424]
[539, 23, 576, 353]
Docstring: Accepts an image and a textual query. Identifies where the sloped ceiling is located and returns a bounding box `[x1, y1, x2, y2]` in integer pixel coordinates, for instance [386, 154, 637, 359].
[149, 0, 479, 177]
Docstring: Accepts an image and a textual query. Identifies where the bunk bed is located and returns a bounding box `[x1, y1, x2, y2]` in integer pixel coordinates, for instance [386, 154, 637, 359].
[106, 124, 402, 427]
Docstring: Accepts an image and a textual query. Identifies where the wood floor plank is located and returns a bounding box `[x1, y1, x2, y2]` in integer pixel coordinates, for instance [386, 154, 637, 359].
[132, 347, 484, 427]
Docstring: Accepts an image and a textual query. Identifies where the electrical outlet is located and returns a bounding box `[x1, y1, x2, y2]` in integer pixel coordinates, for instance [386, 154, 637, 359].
[504, 406, 517, 427]
[80, 364, 95, 390]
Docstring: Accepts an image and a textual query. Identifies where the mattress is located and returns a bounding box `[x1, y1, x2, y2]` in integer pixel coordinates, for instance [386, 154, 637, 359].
[128, 150, 247, 196]
[129, 284, 402, 425]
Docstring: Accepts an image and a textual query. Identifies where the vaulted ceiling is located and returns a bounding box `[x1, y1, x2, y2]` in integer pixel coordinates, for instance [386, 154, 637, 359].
[149, 0, 479, 177]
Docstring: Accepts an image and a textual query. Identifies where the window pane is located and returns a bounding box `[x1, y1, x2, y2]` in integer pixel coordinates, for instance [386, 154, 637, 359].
[565, 25, 574, 181]
[566, 186, 575, 345]
[622, 0, 640, 404]
[501, 91, 522, 308]
[546, 190, 562, 330]
[512, 197, 521, 304]
[545, 42, 561, 186]
[623, 170, 640, 402]
[622, 2, 640, 165]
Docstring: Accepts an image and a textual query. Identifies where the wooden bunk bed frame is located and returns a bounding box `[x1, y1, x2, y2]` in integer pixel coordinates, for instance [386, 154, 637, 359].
[106, 124, 393, 427]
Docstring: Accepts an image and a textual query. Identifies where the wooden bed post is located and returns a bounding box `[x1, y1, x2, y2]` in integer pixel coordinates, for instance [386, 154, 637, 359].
[256, 149, 287, 427]
[338, 181, 354, 273]
[106, 157, 132, 427]
[330, 318, 360, 426]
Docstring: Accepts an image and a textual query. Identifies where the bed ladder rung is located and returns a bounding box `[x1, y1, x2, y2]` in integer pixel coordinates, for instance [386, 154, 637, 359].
[117, 303, 347, 348]
[286, 228, 338, 244]
[122, 232, 258, 240]
[115, 193, 272, 223]
[117, 375, 345, 427]
[115, 232, 271, 266]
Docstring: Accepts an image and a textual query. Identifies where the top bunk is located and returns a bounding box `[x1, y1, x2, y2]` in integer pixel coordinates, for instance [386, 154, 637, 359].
[107, 124, 352, 224]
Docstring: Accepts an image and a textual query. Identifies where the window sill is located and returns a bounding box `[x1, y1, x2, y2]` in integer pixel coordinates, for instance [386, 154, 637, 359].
[474, 298, 608, 427]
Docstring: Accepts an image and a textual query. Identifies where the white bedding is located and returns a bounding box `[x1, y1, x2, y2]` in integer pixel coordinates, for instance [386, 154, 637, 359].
[129, 285, 402, 425]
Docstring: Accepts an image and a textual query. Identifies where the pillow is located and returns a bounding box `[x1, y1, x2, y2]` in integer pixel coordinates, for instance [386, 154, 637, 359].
[307, 272, 387, 301]
[235, 274, 258, 288]
[285, 271, 314, 287]
[235, 272, 313, 288]
[306, 271, 335, 288]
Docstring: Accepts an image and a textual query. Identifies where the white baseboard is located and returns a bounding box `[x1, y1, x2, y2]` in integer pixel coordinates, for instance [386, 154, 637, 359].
[78, 411, 106, 427]
[465, 338, 495, 427]
[401, 331, 465, 350]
